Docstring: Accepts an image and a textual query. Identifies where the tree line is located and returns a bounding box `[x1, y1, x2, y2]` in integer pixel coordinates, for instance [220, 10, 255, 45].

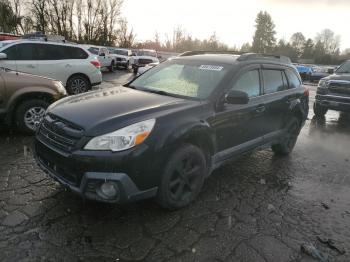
[0, 1, 348, 65]
[0, 0, 135, 46]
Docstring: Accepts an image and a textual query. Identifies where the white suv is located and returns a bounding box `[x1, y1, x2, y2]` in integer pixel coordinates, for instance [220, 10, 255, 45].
[0, 40, 102, 94]
[83, 45, 116, 72]
[132, 49, 160, 74]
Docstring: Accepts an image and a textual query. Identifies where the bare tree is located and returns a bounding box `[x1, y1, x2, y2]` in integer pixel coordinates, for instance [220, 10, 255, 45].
[116, 18, 136, 47]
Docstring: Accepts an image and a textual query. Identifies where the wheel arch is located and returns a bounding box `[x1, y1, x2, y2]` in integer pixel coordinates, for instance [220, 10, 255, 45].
[66, 73, 91, 87]
[7, 92, 54, 125]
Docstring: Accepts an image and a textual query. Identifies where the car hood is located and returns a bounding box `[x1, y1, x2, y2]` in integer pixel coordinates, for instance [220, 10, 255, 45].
[47, 86, 197, 136]
[323, 73, 350, 82]
[136, 56, 159, 62]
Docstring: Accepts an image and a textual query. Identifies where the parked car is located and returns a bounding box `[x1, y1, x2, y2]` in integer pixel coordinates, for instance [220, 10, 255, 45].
[83, 45, 116, 72]
[314, 60, 350, 117]
[132, 49, 160, 74]
[310, 67, 335, 83]
[108, 47, 133, 69]
[296, 64, 313, 81]
[0, 40, 102, 95]
[34, 52, 308, 209]
[0, 67, 66, 133]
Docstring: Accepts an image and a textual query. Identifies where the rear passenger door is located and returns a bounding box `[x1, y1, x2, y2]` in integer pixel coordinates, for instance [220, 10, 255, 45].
[36, 44, 81, 86]
[261, 67, 290, 137]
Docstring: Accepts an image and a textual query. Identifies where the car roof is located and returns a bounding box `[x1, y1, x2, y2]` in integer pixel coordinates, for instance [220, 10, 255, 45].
[1, 39, 83, 49]
[175, 54, 240, 65]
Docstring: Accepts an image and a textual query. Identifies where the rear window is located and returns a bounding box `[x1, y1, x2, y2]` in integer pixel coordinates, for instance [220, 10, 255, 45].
[262, 70, 287, 94]
[88, 47, 99, 55]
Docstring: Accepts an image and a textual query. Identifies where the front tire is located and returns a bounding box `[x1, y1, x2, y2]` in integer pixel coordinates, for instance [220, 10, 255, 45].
[109, 61, 116, 72]
[15, 99, 49, 134]
[156, 144, 207, 210]
[314, 102, 328, 117]
[272, 117, 301, 156]
[66, 75, 91, 95]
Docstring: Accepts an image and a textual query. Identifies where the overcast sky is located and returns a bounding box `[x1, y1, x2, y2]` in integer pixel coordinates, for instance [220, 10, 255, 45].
[122, 0, 350, 50]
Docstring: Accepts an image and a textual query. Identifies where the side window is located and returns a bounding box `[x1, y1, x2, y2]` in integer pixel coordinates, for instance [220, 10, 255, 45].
[3, 44, 37, 60]
[286, 70, 302, 89]
[232, 70, 260, 98]
[36, 44, 65, 60]
[88, 47, 99, 55]
[262, 70, 286, 94]
[2, 45, 18, 60]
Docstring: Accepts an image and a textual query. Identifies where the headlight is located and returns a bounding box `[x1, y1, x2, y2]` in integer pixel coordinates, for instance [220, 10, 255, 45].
[84, 119, 156, 152]
[318, 80, 328, 88]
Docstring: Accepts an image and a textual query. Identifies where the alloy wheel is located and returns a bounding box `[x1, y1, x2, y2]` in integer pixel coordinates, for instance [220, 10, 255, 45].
[24, 107, 46, 131]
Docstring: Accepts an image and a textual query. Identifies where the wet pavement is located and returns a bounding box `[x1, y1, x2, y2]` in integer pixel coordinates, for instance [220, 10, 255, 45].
[0, 75, 350, 262]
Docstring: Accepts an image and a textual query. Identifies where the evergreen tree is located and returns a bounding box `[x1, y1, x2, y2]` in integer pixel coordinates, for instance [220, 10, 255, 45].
[252, 11, 276, 53]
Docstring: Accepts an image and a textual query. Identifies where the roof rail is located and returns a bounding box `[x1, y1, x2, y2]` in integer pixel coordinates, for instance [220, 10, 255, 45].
[237, 53, 291, 63]
[22, 32, 67, 43]
[178, 50, 243, 57]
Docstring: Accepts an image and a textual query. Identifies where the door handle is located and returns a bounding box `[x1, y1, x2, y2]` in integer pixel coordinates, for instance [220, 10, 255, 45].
[65, 64, 72, 68]
[26, 65, 35, 68]
[255, 105, 266, 114]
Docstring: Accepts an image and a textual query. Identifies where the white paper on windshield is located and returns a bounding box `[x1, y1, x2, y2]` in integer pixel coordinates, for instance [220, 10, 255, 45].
[199, 65, 223, 71]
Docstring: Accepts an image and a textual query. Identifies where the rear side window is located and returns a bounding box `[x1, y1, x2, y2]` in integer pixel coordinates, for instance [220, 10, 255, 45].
[262, 70, 287, 94]
[286, 70, 302, 89]
[3, 43, 37, 60]
[232, 70, 260, 98]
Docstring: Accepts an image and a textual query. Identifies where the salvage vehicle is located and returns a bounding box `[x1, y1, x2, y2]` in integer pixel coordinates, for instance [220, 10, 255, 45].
[314, 60, 350, 117]
[34, 52, 309, 209]
[132, 49, 160, 74]
[0, 40, 102, 95]
[83, 45, 116, 72]
[0, 67, 66, 133]
[108, 48, 134, 70]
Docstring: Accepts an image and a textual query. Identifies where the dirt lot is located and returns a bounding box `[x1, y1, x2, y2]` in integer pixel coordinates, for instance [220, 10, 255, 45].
[0, 72, 350, 261]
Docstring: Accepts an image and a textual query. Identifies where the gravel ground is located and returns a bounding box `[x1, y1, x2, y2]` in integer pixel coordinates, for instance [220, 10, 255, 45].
[0, 72, 349, 262]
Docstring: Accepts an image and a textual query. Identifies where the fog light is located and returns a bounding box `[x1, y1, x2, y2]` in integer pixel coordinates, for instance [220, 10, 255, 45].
[97, 181, 119, 200]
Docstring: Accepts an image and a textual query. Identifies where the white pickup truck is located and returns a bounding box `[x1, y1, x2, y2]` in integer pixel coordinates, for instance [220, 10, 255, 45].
[83, 45, 116, 72]
[132, 49, 160, 74]
[108, 48, 134, 70]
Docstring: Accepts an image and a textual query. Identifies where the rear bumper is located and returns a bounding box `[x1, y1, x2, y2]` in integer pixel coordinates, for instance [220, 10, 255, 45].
[315, 94, 350, 112]
[89, 71, 103, 87]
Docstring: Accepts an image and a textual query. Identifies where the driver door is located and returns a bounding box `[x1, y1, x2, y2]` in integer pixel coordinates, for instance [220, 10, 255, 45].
[211, 67, 268, 157]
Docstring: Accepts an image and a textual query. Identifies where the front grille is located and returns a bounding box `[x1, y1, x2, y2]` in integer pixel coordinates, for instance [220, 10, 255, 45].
[329, 81, 350, 96]
[116, 57, 122, 61]
[138, 59, 152, 65]
[38, 154, 78, 186]
[38, 114, 84, 152]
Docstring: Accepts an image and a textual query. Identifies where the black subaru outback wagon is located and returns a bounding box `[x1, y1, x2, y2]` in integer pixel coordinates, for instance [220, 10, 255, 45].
[34, 52, 309, 209]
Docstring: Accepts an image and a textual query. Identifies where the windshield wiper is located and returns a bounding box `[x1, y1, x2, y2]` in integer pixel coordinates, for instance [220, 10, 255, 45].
[143, 89, 171, 96]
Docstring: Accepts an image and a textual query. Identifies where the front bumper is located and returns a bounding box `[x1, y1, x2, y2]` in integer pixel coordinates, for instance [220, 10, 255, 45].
[315, 94, 350, 112]
[34, 138, 158, 203]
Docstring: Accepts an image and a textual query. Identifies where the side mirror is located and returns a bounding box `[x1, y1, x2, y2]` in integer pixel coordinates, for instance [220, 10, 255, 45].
[99, 53, 105, 57]
[0, 53, 7, 60]
[327, 68, 334, 74]
[225, 90, 249, 104]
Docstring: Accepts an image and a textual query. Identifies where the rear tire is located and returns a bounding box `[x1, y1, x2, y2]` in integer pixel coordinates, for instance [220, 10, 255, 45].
[272, 117, 301, 156]
[314, 102, 328, 117]
[66, 75, 91, 95]
[15, 99, 49, 134]
[156, 144, 207, 210]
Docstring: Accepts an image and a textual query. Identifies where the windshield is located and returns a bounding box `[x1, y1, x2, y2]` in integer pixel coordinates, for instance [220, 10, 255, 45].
[0, 42, 11, 49]
[336, 61, 350, 73]
[130, 61, 228, 99]
[113, 49, 128, 56]
[137, 50, 157, 57]
[88, 47, 99, 55]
